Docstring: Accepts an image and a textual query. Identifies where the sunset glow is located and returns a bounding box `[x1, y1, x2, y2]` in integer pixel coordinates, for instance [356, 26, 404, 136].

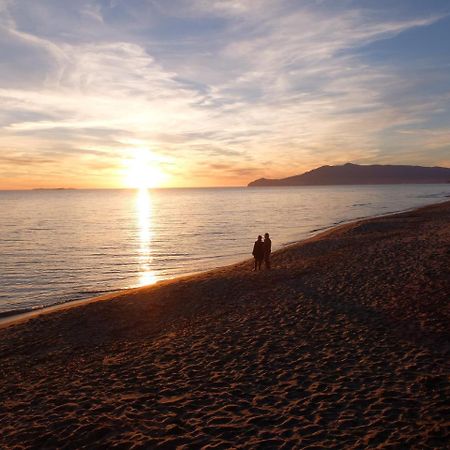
[124, 149, 169, 189]
[0, 1, 449, 189]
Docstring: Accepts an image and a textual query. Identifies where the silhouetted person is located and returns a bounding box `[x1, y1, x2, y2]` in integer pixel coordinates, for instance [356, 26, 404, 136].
[264, 233, 272, 269]
[252, 235, 264, 271]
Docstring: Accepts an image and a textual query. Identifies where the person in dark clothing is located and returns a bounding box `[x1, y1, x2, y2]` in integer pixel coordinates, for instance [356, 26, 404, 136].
[264, 232, 272, 269]
[252, 235, 264, 271]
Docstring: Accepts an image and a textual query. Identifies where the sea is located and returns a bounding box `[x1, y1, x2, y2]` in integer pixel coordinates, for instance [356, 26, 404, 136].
[0, 185, 448, 316]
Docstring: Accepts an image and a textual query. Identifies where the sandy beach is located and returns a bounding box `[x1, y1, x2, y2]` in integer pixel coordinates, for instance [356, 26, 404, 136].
[1, 201, 449, 449]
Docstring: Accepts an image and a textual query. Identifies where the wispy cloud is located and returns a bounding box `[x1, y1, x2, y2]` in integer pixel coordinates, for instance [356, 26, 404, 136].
[0, 0, 449, 188]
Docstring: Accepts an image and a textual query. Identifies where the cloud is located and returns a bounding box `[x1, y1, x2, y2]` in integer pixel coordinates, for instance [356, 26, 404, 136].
[0, 0, 449, 188]
[0, 153, 56, 165]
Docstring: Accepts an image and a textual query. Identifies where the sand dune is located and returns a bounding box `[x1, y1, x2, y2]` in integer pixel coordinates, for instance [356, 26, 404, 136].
[1, 202, 449, 449]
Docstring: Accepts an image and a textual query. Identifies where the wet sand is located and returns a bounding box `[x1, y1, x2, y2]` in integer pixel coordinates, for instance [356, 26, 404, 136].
[1, 201, 449, 449]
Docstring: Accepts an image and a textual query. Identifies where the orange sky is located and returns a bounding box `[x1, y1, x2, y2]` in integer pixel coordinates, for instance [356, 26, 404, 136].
[1, 1, 449, 189]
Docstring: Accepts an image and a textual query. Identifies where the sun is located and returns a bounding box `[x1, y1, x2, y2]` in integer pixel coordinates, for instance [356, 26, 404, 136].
[124, 148, 168, 189]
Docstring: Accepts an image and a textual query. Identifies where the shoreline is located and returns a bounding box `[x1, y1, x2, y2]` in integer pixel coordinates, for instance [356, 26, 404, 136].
[1, 198, 448, 328]
[1, 200, 449, 448]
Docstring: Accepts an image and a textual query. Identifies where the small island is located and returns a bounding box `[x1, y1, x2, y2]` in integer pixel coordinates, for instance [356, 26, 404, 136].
[32, 188, 77, 191]
[248, 163, 450, 187]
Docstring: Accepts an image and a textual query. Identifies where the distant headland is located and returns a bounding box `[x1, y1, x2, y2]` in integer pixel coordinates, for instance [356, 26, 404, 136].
[32, 188, 77, 191]
[248, 163, 450, 187]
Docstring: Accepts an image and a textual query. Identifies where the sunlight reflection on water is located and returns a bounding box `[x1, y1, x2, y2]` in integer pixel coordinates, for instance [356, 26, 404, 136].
[0, 184, 448, 314]
[136, 188, 157, 286]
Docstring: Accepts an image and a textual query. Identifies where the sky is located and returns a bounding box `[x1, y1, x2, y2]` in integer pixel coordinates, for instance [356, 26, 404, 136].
[0, 0, 449, 189]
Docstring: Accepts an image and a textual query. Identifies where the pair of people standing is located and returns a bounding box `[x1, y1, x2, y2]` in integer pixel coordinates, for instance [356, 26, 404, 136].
[252, 233, 271, 271]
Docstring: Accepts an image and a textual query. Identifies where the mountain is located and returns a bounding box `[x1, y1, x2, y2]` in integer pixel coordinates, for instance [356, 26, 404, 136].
[247, 163, 450, 187]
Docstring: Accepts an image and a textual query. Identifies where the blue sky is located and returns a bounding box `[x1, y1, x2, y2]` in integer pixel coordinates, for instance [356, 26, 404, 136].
[0, 0, 449, 188]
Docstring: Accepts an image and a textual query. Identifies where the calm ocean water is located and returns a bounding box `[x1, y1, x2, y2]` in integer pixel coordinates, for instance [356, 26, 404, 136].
[0, 185, 448, 316]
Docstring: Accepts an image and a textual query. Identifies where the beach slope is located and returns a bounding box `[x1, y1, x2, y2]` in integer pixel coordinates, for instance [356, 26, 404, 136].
[1, 202, 449, 448]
